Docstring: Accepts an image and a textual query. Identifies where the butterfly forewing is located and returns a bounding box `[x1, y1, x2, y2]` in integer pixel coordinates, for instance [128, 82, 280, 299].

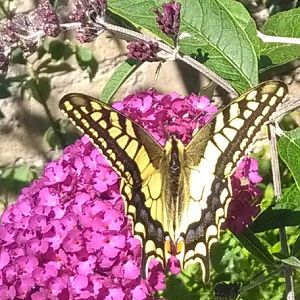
[59, 94, 169, 272]
[60, 80, 288, 283]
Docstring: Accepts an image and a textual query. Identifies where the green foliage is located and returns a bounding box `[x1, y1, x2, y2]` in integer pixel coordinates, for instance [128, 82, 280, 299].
[44, 119, 79, 149]
[162, 230, 293, 299]
[278, 128, 300, 189]
[0, 164, 40, 195]
[109, 0, 259, 92]
[251, 207, 300, 232]
[76, 45, 99, 79]
[279, 256, 300, 269]
[25, 76, 51, 103]
[293, 234, 300, 258]
[47, 39, 74, 60]
[260, 8, 300, 70]
[105, 2, 300, 98]
[100, 59, 141, 103]
[275, 184, 300, 211]
[232, 228, 275, 267]
[0, 74, 12, 98]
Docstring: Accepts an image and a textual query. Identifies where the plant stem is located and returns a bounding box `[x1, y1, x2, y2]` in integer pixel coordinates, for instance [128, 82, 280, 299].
[42, 99, 65, 149]
[0, 1, 10, 18]
[241, 268, 282, 294]
[27, 64, 65, 149]
[95, 19, 239, 97]
[257, 31, 300, 45]
[268, 123, 295, 300]
[275, 96, 300, 122]
[271, 96, 300, 299]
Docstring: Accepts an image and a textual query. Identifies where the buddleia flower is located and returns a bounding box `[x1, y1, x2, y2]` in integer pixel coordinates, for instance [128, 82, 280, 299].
[0, 90, 262, 298]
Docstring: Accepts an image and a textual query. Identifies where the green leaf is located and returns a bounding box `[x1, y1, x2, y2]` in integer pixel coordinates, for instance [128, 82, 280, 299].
[48, 39, 74, 60]
[109, 0, 169, 42]
[273, 184, 300, 211]
[11, 48, 26, 65]
[58, 119, 80, 146]
[278, 128, 300, 189]
[76, 46, 93, 62]
[0, 165, 36, 190]
[250, 207, 300, 232]
[26, 77, 51, 103]
[37, 43, 48, 59]
[75, 46, 98, 79]
[260, 8, 300, 70]
[43, 125, 62, 149]
[280, 256, 300, 269]
[163, 273, 202, 300]
[11, 166, 34, 183]
[100, 59, 140, 103]
[0, 75, 12, 99]
[109, 0, 259, 92]
[36, 77, 50, 102]
[233, 228, 275, 266]
[292, 234, 300, 257]
[260, 183, 275, 211]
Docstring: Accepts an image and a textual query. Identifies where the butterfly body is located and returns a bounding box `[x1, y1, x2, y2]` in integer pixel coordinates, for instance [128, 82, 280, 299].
[60, 81, 288, 283]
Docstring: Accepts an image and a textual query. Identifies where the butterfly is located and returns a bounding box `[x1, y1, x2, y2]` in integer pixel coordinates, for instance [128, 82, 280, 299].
[59, 81, 288, 283]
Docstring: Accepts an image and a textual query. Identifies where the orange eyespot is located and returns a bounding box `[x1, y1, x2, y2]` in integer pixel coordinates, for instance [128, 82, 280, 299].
[165, 239, 172, 254]
[165, 238, 185, 255]
[176, 239, 185, 254]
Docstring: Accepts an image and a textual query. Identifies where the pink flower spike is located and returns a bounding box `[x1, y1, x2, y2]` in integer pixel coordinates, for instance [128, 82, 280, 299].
[147, 260, 166, 292]
[223, 157, 263, 234]
[168, 255, 181, 275]
[35, 0, 61, 37]
[127, 41, 160, 62]
[155, 1, 181, 41]
[0, 87, 264, 297]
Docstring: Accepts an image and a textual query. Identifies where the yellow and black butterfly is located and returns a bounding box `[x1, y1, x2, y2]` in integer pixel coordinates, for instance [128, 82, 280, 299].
[59, 81, 288, 283]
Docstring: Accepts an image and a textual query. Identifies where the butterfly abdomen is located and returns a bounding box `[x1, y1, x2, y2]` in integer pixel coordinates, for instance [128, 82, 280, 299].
[169, 137, 181, 197]
[162, 137, 188, 244]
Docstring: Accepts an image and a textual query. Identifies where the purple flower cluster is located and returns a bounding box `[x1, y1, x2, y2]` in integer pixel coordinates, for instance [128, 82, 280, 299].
[112, 90, 217, 145]
[0, 0, 110, 72]
[0, 0, 183, 74]
[127, 41, 160, 63]
[0, 42, 9, 74]
[155, 1, 181, 41]
[0, 0, 60, 72]
[70, 0, 107, 43]
[0, 136, 165, 299]
[0, 89, 263, 298]
[4, 1, 60, 47]
[222, 157, 262, 234]
[35, 0, 61, 37]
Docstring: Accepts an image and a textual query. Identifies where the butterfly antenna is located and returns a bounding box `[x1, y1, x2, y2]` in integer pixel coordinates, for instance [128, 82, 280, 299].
[153, 62, 163, 88]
